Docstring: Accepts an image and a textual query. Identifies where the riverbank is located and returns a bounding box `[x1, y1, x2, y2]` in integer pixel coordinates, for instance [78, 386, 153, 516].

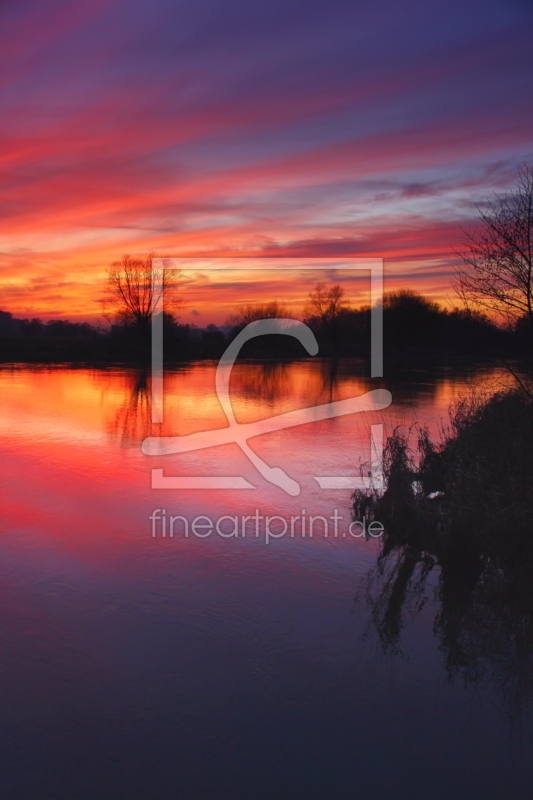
[354, 385, 533, 594]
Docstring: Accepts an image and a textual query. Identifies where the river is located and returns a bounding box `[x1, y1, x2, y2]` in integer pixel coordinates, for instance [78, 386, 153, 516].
[0, 360, 530, 799]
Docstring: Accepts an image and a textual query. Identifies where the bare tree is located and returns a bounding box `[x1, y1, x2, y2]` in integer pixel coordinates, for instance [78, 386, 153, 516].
[103, 253, 182, 328]
[304, 283, 347, 324]
[227, 301, 290, 329]
[454, 166, 533, 330]
[303, 283, 348, 349]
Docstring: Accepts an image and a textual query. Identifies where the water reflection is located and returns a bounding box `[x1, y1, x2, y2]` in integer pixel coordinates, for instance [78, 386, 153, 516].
[229, 359, 348, 407]
[318, 358, 340, 401]
[231, 362, 293, 405]
[359, 521, 533, 725]
[99, 359, 517, 456]
[1, 361, 532, 797]
[106, 369, 153, 445]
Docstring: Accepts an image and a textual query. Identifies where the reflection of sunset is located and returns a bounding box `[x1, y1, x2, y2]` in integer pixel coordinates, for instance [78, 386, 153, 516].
[431, 368, 517, 415]
[0, 363, 511, 535]
[0, 363, 514, 446]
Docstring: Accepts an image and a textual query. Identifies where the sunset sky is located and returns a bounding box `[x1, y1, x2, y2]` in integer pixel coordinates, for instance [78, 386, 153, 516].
[1, 0, 533, 322]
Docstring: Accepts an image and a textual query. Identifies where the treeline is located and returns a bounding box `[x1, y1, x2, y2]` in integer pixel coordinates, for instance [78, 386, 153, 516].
[304, 291, 511, 358]
[0, 310, 227, 363]
[222, 289, 526, 362]
[0, 290, 528, 364]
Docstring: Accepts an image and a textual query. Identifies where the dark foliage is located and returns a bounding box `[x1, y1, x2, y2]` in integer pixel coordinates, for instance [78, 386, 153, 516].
[0, 288, 525, 364]
[354, 389, 533, 719]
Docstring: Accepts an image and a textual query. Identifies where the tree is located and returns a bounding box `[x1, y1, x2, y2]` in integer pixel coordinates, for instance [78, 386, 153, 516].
[454, 165, 533, 331]
[382, 289, 443, 348]
[227, 301, 290, 330]
[383, 289, 440, 315]
[303, 283, 348, 350]
[103, 253, 182, 329]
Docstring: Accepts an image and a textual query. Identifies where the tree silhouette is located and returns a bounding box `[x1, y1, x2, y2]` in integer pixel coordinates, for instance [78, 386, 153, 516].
[303, 283, 348, 351]
[227, 301, 291, 330]
[454, 165, 533, 331]
[103, 253, 182, 329]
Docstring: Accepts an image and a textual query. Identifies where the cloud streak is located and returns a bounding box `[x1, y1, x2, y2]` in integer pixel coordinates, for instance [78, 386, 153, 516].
[1, 0, 532, 318]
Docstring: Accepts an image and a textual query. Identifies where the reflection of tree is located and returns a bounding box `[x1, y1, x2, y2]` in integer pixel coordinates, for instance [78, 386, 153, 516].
[318, 358, 339, 401]
[232, 363, 292, 405]
[359, 529, 533, 724]
[107, 369, 154, 445]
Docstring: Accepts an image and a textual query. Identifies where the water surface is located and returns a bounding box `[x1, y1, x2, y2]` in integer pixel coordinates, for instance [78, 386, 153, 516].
[0, 361, 530, 799]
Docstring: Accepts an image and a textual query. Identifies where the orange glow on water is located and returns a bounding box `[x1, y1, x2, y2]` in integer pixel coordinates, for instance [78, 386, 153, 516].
[0, 362, 512, 555]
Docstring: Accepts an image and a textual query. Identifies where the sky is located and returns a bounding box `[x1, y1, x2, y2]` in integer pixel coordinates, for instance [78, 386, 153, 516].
[1, 0, 533, 322]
